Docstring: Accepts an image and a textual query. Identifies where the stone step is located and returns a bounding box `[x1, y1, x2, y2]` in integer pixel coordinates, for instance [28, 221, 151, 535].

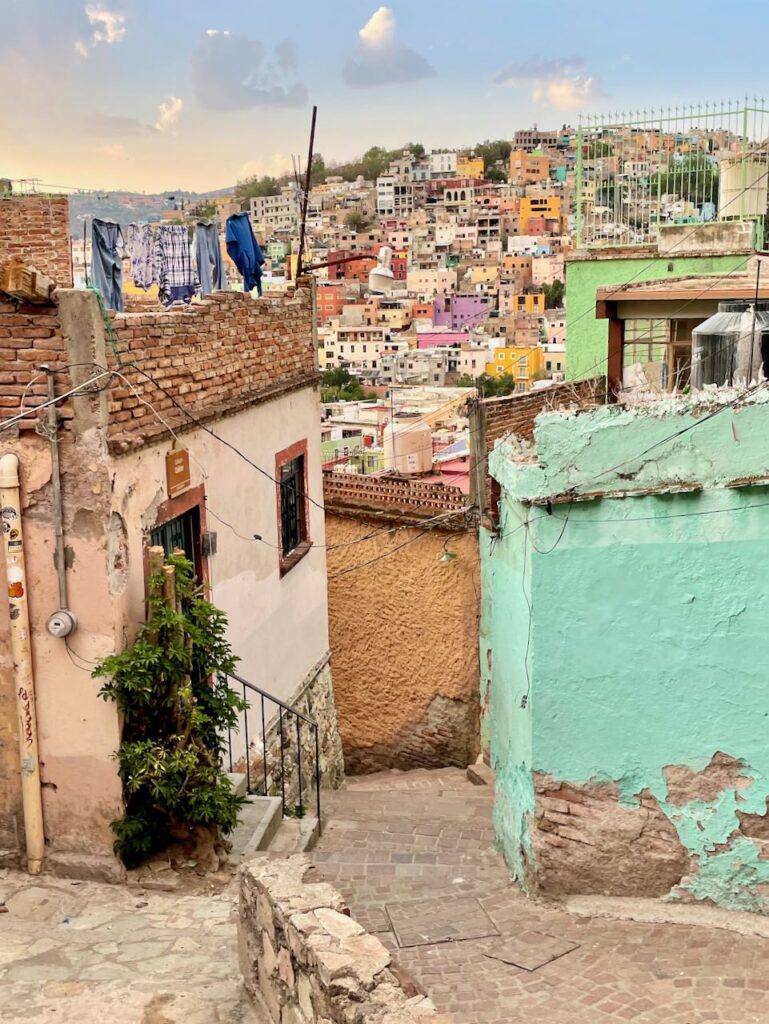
[263, 816, 320, 855]
[227, 772, 248, 798]
[320, 795, 494, 827]
[343, 767, 471, 792]
[466, 761, 495, 787]
[230, 796, 283, 858]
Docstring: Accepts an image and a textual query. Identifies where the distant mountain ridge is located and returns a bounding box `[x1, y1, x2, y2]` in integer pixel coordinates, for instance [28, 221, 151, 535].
[66, 187, 235, 235]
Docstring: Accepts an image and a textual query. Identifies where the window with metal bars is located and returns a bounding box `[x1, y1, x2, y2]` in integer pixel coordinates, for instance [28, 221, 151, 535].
[150, 507, 200, 572]
[279, 456, 305, 557]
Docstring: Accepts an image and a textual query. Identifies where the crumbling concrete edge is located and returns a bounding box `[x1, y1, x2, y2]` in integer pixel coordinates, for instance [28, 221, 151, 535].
[238, 853, 452, 1023]
[564, 894, 769, 940]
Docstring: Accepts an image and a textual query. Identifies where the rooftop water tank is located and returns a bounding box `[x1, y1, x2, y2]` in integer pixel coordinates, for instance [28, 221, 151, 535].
[383, 421, 433, 475]
[691, 300, 769, 388]
[719, 155, 768, 220]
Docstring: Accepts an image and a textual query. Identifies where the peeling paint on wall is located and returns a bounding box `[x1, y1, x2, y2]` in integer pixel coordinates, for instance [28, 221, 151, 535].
[484, 397, 769, 913]
[106, 512, 128, 597]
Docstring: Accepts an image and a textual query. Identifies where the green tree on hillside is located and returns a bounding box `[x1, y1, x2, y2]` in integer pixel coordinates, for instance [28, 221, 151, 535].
[543, 279, 565, 309]
[475, 139, 512, 172]
[235, 175, 281, 210]
[321, 367, 377, 403]
[345, 210, 371, 232]
[652, 155, 718, 206]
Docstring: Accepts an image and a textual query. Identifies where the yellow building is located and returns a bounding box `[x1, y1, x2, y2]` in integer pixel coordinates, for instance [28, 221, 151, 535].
[469, 265, 500, 289]
[514, 292, 546, 315]
[485, 346, 545, 384]
[457, 153, 485, 178]
[519, 194, 562, 233]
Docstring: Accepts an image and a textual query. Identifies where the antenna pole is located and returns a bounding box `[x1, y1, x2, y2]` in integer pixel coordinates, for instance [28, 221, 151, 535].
[296, 105, 317, 281]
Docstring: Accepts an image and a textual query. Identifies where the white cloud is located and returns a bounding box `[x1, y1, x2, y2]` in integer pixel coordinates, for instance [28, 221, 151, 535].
[344, 7, 434, 88]
[359, 6, 395, 47]
[156, 96, 183, 133]
[74, 39, 89, 57]
[493, 57, 604, 111]
[85, 6, 126, 45]
[191, 30, 307, 111]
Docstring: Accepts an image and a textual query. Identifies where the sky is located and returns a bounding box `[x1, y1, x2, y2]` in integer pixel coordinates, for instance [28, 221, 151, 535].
[2, 0, 769, 193]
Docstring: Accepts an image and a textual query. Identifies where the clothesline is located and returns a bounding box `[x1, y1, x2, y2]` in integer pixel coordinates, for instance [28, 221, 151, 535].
[88, 213, 265, 312]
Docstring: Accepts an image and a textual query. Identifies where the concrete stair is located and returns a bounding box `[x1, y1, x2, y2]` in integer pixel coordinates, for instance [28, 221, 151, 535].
[230, 793, 319, 860]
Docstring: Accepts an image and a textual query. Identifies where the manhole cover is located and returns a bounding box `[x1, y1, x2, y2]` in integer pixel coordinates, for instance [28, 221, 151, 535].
[385, 896, 499, 948]
[483, 931, 579, 971]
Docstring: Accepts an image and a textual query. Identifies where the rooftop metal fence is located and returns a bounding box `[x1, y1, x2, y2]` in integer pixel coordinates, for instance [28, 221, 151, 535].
[576, 100, 769, 248]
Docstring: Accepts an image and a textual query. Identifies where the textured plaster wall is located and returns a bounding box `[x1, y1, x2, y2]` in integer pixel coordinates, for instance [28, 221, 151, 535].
[111, 389, 329, 705]
[485, 400, 769, 912]
[326, 514, 480, 773]
[565, 252, 748, 379]
[495, 390, 769, 503]
[0, 430, 123, 876]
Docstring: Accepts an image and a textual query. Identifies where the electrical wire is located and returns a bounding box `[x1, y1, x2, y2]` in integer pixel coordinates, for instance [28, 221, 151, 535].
[0, 371, 114, 434]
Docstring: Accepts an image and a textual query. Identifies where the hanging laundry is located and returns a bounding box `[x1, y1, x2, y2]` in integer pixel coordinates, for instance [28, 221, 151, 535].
[225, 212, 265, 296]
[127, 223, 155, 290]
[155, 224, 199, 308]
[194, 222, 226, 297]
[91, 219, 124, 312]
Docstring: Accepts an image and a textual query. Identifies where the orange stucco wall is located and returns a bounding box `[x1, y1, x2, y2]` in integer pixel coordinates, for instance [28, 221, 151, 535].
[326, 514, 480, 773]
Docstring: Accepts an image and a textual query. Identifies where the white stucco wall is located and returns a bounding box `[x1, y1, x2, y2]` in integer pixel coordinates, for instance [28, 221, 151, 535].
[110, 385, 329, 704]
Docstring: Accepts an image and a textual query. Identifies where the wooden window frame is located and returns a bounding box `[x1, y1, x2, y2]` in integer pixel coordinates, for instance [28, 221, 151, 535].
[143, 483, 210, 595]
[275, 439, 312, 577]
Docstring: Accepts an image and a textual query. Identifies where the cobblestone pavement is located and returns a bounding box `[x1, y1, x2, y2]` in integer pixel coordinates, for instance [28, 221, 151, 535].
[309, 767, 769, 1024]
[0, 869, 262, 1023]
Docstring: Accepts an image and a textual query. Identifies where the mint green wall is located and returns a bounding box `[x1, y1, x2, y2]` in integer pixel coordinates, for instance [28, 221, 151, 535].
[480, 521, 534, 883]
[565, 253, 749, 379]
[484, 401, 769, 911]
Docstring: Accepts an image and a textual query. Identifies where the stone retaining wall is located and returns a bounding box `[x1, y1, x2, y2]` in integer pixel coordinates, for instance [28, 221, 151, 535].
[239, 855, 450, 1023]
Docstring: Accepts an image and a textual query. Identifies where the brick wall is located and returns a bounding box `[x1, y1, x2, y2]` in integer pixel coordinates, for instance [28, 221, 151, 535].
[106, 288, 316, 452]
[323, 472, 468, 519]
[481, 377, 605, 453]
[0, 195, 73, 288]
[0, 299, 68, 420]
[469, 377, 605, 515]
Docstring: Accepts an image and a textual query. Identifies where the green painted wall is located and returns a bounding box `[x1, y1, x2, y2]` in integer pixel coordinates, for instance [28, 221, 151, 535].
[480, 521, 534, 882]
[484, 400, 769, 911]
[565, 253, 749, 380]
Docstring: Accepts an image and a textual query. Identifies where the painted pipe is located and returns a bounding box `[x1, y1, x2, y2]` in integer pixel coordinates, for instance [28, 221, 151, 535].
[0, 453, 45, 874]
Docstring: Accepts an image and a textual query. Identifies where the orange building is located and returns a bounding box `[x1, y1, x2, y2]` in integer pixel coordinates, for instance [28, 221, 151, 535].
[317, 284, 347, 321]
[509, 149, 550, 185]
[519, 195, 562, 233]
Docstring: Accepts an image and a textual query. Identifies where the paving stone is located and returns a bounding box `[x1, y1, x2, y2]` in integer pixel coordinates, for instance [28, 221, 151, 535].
[482, 930, 580, 971]
[310, 766, 769, 1024]
[386, 896, 499, 948]
[0, 871, 264, 1023]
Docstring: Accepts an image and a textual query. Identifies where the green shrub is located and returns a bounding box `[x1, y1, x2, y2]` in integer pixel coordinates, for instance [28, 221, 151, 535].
[94, 554, 246, 867]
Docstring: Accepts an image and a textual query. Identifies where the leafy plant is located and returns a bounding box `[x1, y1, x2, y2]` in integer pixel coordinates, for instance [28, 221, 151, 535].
[94, 553, 247, 867]
[321, 366, 377, 403]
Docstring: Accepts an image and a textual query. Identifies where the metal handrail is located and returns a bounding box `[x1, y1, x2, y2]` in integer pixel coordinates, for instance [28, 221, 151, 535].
[223, 671, 321, 827]
[226, 671, 319, 726]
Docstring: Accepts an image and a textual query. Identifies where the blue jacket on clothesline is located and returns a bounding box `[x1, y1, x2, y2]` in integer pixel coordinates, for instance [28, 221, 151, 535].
[225, 212, 265, 295]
